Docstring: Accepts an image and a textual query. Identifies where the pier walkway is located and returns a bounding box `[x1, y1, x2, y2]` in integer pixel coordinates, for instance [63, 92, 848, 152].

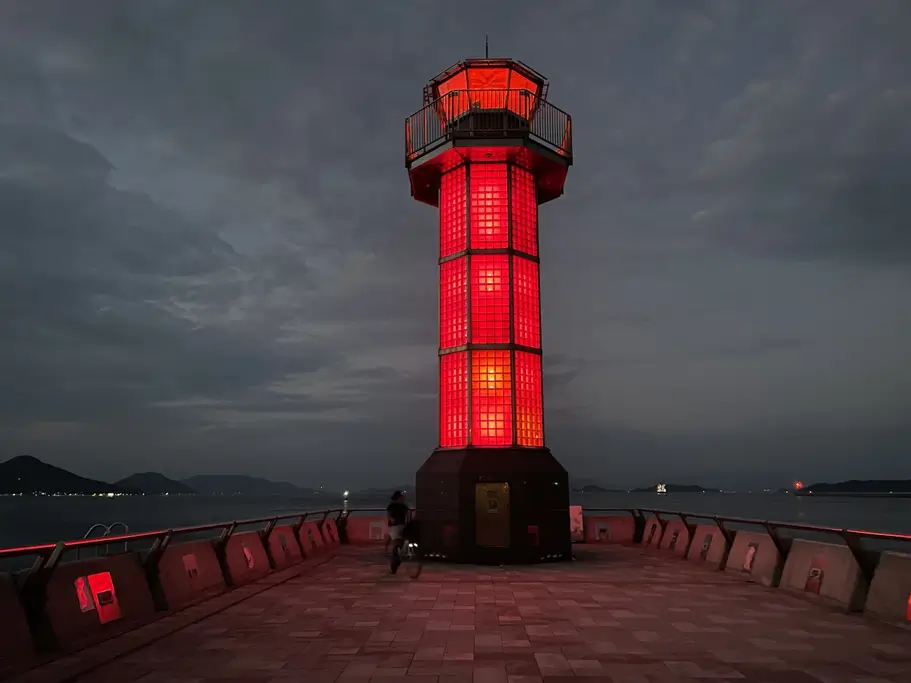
[12, 544, 910, 683]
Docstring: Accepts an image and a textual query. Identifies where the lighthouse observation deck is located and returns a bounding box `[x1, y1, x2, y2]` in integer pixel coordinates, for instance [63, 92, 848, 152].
[1, 508, 910, 683]
[405, 87, 573, 166]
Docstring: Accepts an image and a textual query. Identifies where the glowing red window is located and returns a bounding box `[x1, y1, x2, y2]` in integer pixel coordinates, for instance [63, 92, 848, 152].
[74, 576, 94, 613]
[440, 166, 467, 258]
[511, 166, 538, 256]
[440, 351, 468, 447]
[512, 256, 541, 349]
[75, 571, 121, 624]
[470, 254, 510, 344]
[440, 257, 468, 349]
[471, 350, 513, 446]
[182, 553, 199, 579]
[469, 163, 508, 249]
[907, 592, 911, 622]
[515, 351, 544, 446]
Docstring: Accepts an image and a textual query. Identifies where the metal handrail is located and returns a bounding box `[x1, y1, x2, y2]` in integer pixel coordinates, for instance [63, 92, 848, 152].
[0, 507, 384, 561]
[405, 88, 572, 164]
[581, 507, 911, 542]
[582, 506, 911, 582]
[6, 505, 907, 563]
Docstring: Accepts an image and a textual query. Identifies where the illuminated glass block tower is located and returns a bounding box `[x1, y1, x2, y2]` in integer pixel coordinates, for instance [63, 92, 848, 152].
[406, 59, 573, 562]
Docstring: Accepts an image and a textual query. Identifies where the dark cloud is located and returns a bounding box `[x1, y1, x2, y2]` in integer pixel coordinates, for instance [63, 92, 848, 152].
[1, 0, 910, 488]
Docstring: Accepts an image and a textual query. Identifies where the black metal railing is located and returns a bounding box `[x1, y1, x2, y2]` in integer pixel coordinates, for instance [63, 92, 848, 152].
[584, 508, 911, 542]
[4, 505, 909, 568]
[406, 89, 572, 164]
[0, 507, 384, 567]
[583, 507, 911, 582]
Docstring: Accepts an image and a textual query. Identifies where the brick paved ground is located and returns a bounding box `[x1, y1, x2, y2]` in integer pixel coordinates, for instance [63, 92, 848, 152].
[31, 545, 911, 682]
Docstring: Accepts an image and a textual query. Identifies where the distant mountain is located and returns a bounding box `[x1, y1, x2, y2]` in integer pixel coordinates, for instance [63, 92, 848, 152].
[630, 483, 720, 493]
[182, 474, 305, 496]
[798, 479, 911, 496]
[0, 455, 138, 495]
[115, 472, 196, 495]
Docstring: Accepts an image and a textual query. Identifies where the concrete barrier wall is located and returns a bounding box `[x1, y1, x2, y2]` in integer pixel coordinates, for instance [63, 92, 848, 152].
[345, 516, 387, 543]
[298, 525, 315, 555]
[641, 517, 664, 548]
[0, 573, 35, 674]
[320, 518, 341, 546]
[725, 530, 783, 587]
[267, 525, 303, 570]
[300, 522, 325, 553]
[42, 554, 156, 652]
[658, 519, 692, 557]
[686, 524, 729, 569]
[223, 532, 271, 587]
[157, 539, 226, 612]
[864, 551, 911, 624]
[780, 539, 867, 611]
[584, 515, 636, 544]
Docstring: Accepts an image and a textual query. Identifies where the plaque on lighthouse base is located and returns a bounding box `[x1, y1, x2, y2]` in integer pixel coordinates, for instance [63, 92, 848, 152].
[415, 448, 571, 564]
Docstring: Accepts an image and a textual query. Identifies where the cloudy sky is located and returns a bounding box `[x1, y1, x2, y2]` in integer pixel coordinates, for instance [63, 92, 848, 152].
[1, 0, 909, 490]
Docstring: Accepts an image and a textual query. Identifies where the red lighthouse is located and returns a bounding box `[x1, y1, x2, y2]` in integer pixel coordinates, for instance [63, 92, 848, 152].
[406, 58, 573, 562]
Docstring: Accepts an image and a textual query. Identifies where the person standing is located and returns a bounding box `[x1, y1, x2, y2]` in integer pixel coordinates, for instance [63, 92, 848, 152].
[386, 490, 409, 574]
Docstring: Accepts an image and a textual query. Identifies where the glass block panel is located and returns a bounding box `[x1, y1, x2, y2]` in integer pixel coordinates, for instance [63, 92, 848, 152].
[440, 351, 468, 447]
[512, 256, 541, 349]
[510, 166, 538, 256]
[440, 257, 467, 349]
[515, 351, 544, 447]
[440, 166, 467, 258]
[470, 254, 510, 344]
[469, 163, 508, 249]
[471, 350, 513, 446]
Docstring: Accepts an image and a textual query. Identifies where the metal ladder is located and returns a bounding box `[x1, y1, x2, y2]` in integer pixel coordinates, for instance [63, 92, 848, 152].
[76, 522, 129, 559]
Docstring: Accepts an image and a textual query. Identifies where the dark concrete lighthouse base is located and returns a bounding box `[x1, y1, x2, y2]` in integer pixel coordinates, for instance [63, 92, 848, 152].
[415, 447, 571, 564]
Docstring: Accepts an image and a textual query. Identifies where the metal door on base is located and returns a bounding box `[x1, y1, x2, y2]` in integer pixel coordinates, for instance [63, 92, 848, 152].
[475, 483, 510, 548]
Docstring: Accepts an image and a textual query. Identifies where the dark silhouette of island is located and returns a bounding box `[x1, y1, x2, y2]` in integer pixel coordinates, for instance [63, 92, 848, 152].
[797, 479, 911, 497]
[182, 474, 308, 496]
[630, 483, 720, 493]
[357, 487, 413, 496]
[571, 484, 626, 493]
[115, 472, 196, 495]
[1, 456, 313, 497]
[0, 456, 138, 495]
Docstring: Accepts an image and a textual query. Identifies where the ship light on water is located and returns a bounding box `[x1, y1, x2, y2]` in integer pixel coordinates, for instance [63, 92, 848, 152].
[656, 483, 667, 495]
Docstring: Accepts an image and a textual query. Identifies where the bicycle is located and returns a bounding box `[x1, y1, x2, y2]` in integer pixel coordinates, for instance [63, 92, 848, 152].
[390, 519, 422, 579]
[397, 539, 423, 579]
